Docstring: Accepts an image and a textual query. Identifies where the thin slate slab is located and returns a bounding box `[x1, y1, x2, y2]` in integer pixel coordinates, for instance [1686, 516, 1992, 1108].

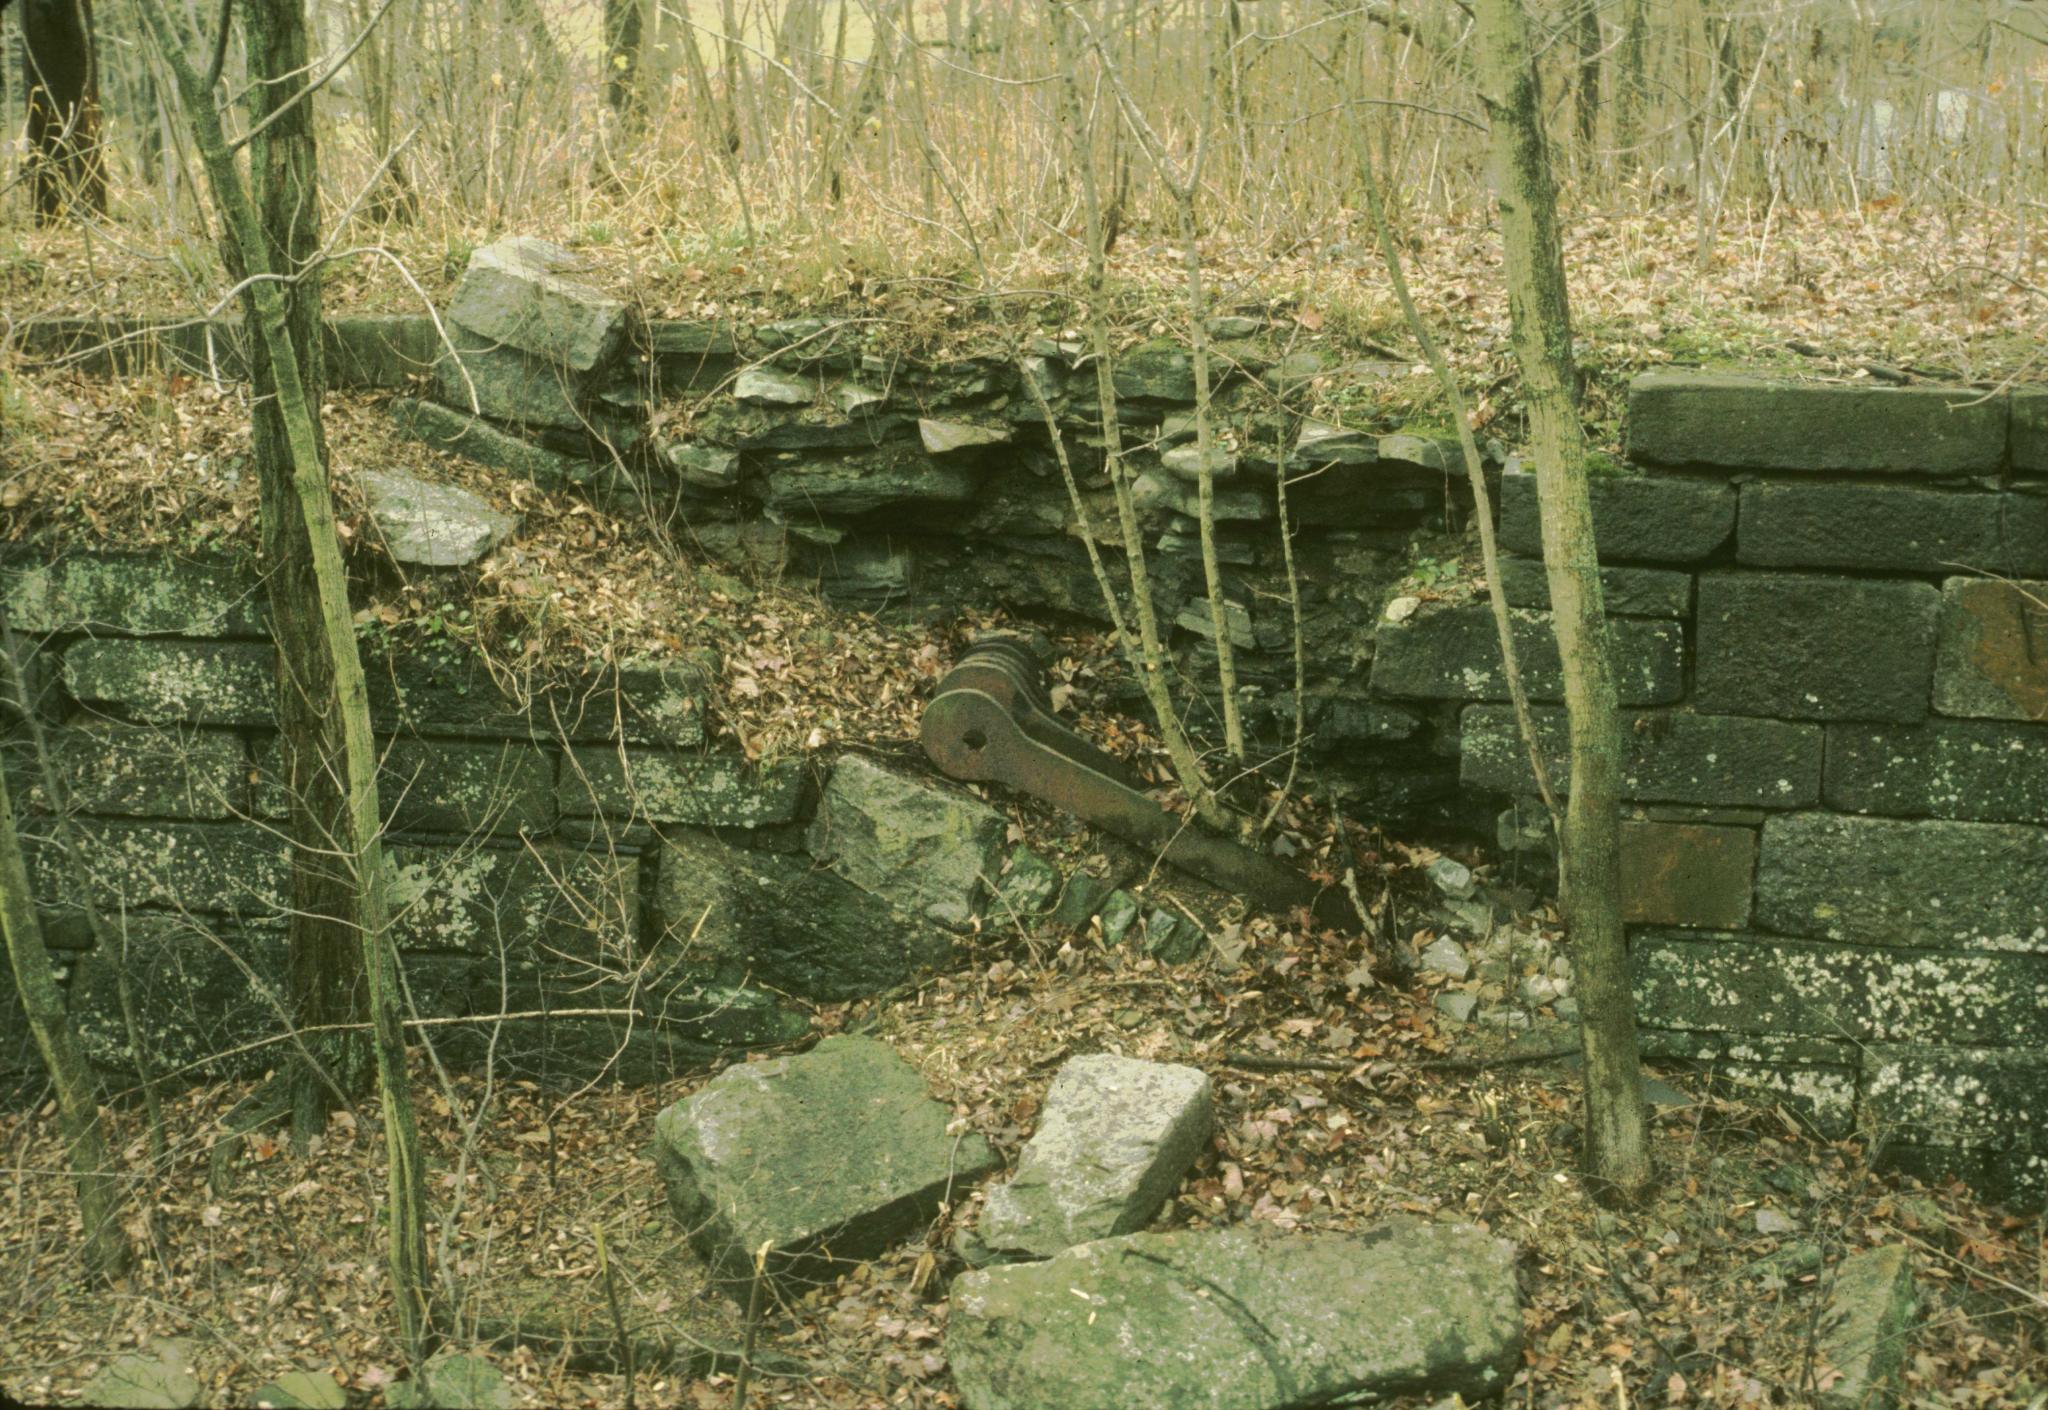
[975, 1054, 1213, 1262]
[946, 1221, 1524, 1410]
[652, 1036, 997, 1292]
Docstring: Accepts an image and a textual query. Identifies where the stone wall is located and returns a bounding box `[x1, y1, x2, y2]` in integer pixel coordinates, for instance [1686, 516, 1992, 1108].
[1413, 373, 2046, 1205]
[12, 267, 2047, 1204]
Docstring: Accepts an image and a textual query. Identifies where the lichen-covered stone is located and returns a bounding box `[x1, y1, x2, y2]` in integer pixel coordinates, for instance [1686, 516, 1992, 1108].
[1461, 705, 1821, 808]
[67, 917, 287, 1079]
[359, 642, 710, 745]
[990, 848, 1060, 921]
[1627, 372, 2008, 475]
[1861, 1045, 2048, 1146]
[1112, 340, 1198, 401]
[1495, 554, 1693, 617]
[1815, 1246, 1917, 1410]
[36, 723, 247, 819]
[1932, 576, 2048, 722]
[1618, 820, 1756, 929]
[1755, 813, 2048, 951]
[947, 1222, 1524, 1410]
[1160, 442, 1239, 481]
[1695, 573, 1939, 723]
[1370, 604, 1684, 705]
[649, 828, 952, 1001]
[1738, 481, 2048, 575]
[324, 315, 437, 390]
[560, 747, 802, 827]
[919, 419, 1012, 454]
[651, 1036, 998, 1291]
[373, 737, 556, 835]
[809, 753, 1004, 927]
[32, 819, 287, 916]
[360, 469, 518, 568]
[1636, 1029, 1858, 1136]
[447, 236, 626, 372]
[384, 843, 636, 960]
[976, 1055, 1213, 1261]
[1632, 931, 2048, 1048]
[63, 639, 275, 726]
[2013, 389, 2048, 475]
[1825, 720, 2048, 824]
[3, 551, 264, 637]
[734, 366, 816, 406]
[1499, 464, 1735, 562]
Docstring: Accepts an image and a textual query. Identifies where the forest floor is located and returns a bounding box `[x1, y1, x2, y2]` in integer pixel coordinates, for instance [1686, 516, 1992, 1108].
[3, 840, 2045, 1410]
[3, 197, 2047, 1407]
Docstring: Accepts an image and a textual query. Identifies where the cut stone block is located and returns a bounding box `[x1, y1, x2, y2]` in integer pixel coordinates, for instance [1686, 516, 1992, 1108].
[1619, 820, 1756, 929]
[446, 236, 626, 372]
[1861, 1045, 2048, 1146]
[651, 1036, 998, 1290]
[1, 551, 264, 637]
[1495, 554, 1692, 617]
[375, 737, 556, 835]
[1695, 574, 1939, 723]
[1627, 372, 2008, 476]
[435, 336, 590, 429]
[1755, 813, 2048, 951]
[390, 397, 592, 494]
[947, 1222, 1523, 1410]
[808, 753, 1005, 927]
[1933, 576, 2048, 722]
[63, 639, 275, 726]
[360, 470, 518, 568]
[1631, 932, 2048, 1048]
[1825, 721, 2048, 824]
[650, 829, 952, 1002]
[68, 918, 288, 1080]
[1739, 481, 2048, 575]
[1461, 705, 1821, 809]
[1370, 604, 1684, 706]
[558, 748, 803, 827]
[1499, 465, 1735, 562]
[324, 314, 437, 390]
[1635, 1029, 1858, 1136]
[2013, 388, 2048, 474]
[35, 723, 247, 819]
[1816, 1246, 1917, 1410]
[975, 1055, 1213, 1262]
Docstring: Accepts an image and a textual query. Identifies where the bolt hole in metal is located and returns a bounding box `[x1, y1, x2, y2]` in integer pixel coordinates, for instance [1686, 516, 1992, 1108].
[963, 729, 987, 751]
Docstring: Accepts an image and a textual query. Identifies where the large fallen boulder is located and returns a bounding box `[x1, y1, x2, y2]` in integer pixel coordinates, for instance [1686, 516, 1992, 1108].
[360, 470, 516, 568]
[652, 1036, 997, 1293]
[973, 1054, 1212, 1263]
[946, 1222, 1523, 1410]
[808, 753, 1005, 927]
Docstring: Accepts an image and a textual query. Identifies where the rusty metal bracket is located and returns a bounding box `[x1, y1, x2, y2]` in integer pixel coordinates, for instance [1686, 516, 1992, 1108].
[921, 638, 1326, 918]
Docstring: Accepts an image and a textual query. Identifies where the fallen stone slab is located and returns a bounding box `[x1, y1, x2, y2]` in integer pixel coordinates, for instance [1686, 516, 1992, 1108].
[251, 1370, 346, 1410]
[389, 397, 592, 494]
[809, 753, 1005, 927]
[652, 1036, 997, 1292]
[83, 1340, 202, 1409]
[974, 1054, 1212, 1262]
[388, 1351, 512, 1410]
[360, 470, 517, 567]
[1817, 1246, 1917, 1410]
[947, 1221, 1523, 1410]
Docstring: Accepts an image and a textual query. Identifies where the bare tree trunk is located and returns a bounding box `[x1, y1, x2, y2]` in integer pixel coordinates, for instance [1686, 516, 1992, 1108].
[20, 0, 105, 221]
[1574, 0, 1601, 165]
[604, 0, 643, 116]
[1473, 0, 1651, 1202]
[142, 0, 432, 1361]
[1617, 0, 1649, 173]
[0, 753, 131, 1282]
[240, 0, 377, 1150]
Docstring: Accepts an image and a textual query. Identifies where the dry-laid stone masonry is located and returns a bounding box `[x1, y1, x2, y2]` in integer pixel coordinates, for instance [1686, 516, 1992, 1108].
[10, 243, 2048, 1203]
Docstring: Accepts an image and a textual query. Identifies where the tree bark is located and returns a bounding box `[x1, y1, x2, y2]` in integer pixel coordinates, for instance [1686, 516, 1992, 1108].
[1575, 0, 1602, 160]
[19, 0, 105, 221]
[1473, 0, 1652, 1201]
[1617, 0, 1649, 172]
[142, 0, 432, 1361]
[240, 0, 376, 1147]
[0, 757, 131, 1282]
[603, 0, 643, 116]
